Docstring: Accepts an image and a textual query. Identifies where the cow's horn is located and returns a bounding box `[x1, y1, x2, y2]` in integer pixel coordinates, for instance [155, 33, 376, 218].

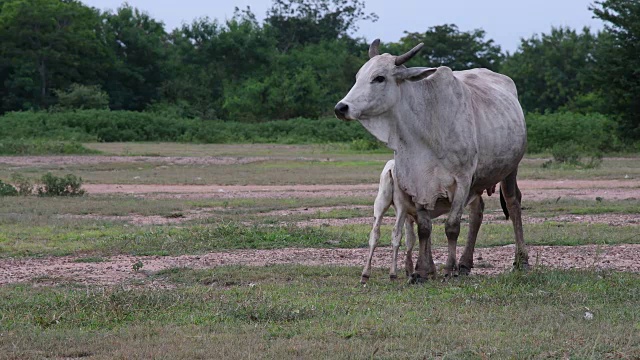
[395, 43, 424, 66]
[368, 39, 381, 58]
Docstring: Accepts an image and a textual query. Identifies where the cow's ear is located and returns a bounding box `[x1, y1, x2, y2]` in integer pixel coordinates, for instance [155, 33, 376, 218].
[395, 67, 438, 82]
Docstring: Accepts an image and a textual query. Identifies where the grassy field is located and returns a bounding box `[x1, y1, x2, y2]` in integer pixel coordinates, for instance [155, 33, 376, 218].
[1, 143, 639, 358]
[1, 266, 639, 359]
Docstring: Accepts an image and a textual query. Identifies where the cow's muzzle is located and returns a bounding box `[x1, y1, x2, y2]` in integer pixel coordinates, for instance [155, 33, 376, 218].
[334, 102, 350, 121]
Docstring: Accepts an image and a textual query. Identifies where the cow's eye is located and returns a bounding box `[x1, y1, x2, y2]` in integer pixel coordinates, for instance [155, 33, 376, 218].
[373, 76, 385, 83]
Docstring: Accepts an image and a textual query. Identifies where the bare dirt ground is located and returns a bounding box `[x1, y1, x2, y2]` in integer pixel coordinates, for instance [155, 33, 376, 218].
[1, 244, 638, 286]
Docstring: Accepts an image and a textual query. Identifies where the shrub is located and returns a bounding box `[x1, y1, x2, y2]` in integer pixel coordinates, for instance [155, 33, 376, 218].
[526, 112, 622, 153]
[53, 84, 110, 110]
[37, 173, 85, 197]
[542, 142, 604, 169]
[0, 179, 18, 196]
[551, 141, 582, 165]
[10, 173, 33, 196]
[349, 139, 385, 151]
[0, 139, 99, 155]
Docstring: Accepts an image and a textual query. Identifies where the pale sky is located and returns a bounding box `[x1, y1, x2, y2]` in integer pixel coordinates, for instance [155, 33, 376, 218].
[81, 0, 604, 53]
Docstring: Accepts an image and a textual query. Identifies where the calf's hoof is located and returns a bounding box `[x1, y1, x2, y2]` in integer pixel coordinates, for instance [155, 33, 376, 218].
[389, 274, 398, 280]
[360, 274, 370, 284]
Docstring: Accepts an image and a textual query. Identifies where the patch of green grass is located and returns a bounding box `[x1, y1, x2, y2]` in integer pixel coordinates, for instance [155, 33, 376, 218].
[518, 157, 640, 180]
[2, 221, 639, 259]
[1, 266, 638, 358]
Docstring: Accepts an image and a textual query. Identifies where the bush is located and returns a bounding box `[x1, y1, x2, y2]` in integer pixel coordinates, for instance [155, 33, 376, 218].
[0, 110, 376, 144]
[10, 173, 33, 195]
[551, 141, 582, 165]
[0, 110, 628, 154]
[349, 139, 385, 151]
[0, 139, 99, 155]
[37, 173, 85, 197]
[526, 112, 622, 153]
[53, 84, 110, 110]
[0, 179, 18, 196]
[542, 141, 604, 169]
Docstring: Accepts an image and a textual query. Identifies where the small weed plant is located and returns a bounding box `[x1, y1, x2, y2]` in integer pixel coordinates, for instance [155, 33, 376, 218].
[0, 179, 18, 196]
[37, 173, 85, 197]
[11, 173, 33, 195]
[542, 141, 604, 169]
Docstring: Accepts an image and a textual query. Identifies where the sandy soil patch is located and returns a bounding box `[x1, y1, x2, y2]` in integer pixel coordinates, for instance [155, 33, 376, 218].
[1, 244, 638, 286]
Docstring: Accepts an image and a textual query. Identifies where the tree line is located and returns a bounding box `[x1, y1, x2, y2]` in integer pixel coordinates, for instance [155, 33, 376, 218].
[0, 0, 638, 138]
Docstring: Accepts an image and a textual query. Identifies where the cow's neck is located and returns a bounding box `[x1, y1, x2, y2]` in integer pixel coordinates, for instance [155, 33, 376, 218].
[360, 81, 447, 159]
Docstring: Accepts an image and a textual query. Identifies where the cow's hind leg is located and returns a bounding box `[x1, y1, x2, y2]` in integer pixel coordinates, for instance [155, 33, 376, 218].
[404, 217, 416, 277]
[459, 196, 484, 275]
[501, 171, 529, 270]
[411, 206, 436, 283]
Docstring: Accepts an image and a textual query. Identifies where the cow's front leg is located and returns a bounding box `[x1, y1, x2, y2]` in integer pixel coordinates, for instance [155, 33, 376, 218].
[444, 186, 470, 278]
[411, 206, 436, 283]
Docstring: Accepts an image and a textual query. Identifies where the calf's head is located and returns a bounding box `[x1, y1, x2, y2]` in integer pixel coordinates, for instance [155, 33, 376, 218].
[335, 39, 437, 121]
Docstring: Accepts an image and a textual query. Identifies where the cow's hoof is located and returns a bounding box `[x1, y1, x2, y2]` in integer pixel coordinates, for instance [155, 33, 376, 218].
[459, 265, 472, 276]
[511, 262, 530, 273]
[408, 273, 429, 284]
[360, 274, 370, 284]
[444, 270, 459, 278]
[389, 274, 398, 280]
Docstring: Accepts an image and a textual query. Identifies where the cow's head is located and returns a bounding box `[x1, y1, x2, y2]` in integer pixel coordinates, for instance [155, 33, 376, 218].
[335, 39, 436, 121]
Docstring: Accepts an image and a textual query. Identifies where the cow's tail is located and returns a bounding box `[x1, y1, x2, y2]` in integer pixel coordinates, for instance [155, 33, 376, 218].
[499, 183, 522, 220]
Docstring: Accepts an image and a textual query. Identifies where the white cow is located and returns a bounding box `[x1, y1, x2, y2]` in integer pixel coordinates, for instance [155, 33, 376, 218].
[363, 160, 502, 283]
[336, 40, 528, 282]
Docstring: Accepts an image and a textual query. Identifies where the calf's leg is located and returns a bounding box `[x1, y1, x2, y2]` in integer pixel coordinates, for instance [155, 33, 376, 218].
[361, 183, 392, 283]
[404, 218, 416, 277]
[389, 208, 406, 279]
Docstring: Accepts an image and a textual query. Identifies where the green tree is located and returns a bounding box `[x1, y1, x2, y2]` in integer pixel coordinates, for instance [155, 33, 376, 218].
[591, 0, 640, 138]
[265, 0, 377, 52]
[0, 0, 108, 112]
[501, 27, 600, 113]
[102, 4, 168, 111]
[163, 8, 277, 119]
[387, 24, 503, 70]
